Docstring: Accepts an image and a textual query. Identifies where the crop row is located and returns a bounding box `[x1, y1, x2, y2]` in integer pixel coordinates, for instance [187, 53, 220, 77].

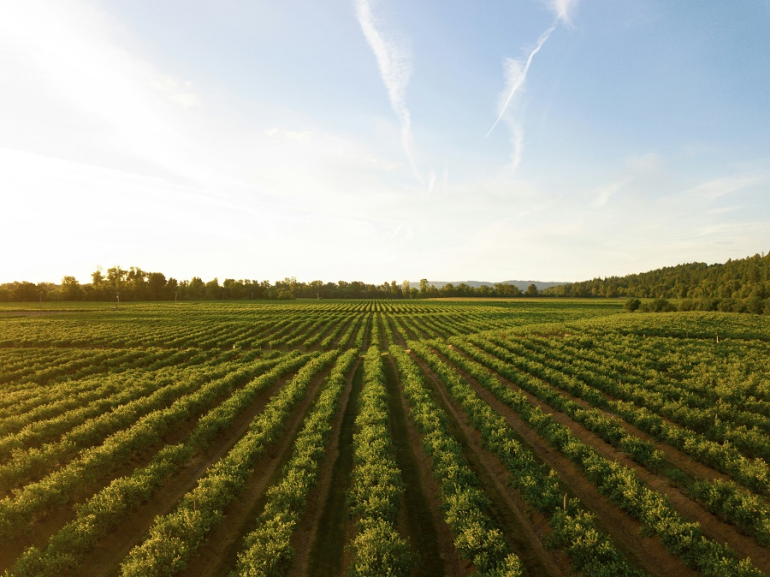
[389, 345, 522, 576]
[517, 334, 770, 444]
[0, 348, 214, 433]
[5, 352, 314, 577]
[443, 338, 770, 547]
[347, 346, 413, 576]
[0, 353, 287, 493]
[230, 348, 359, 576]
[118, 350, 339, 576]
[0, 352, 300, 540]
[428, 340, 764, 576]
[0, 348, 242, 444]
[474, 335, 770, 496]
[408, 341, 644, 577]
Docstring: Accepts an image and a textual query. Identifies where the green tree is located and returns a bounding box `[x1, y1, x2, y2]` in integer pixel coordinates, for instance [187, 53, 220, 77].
[624, 298, 641, 312]
[205, 278, 222, 300]
[526, 283, 539, 296]
[147, 272, 166, 300]
[187, 277, 205, 299]
[60, 276, 84, 301]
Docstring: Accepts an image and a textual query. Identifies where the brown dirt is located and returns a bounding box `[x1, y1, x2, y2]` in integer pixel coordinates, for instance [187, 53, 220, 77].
[0, 311, 84, 316]
[457, 348, 770, 571]
[288, 357, 360, 577]
[0, 371, 271, 574]
[72, 370, 303, 577]
[418, 349, 697, 577]
[387, 317, 408, 347]
[378, 316, 391, 350]
[329, 317, 357, 349]
[172, 364, 337, 577]
[386, 354, 467, 577]
[394, 317, 420, 342]
[409, 352, 570, 577]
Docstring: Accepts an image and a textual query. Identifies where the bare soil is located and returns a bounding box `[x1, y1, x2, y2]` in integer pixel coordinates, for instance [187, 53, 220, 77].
[420, 346, 701, 577]
[409, 352, 570, 577]
[385, 354, 467, 577]
[71, 369, 303, 577]
[288, 357, 360, 577]
[173, 364, 336, 577]
[305, 361, 364, 577]
[382, 354, 447, 576]
[456, 347, 770, 572]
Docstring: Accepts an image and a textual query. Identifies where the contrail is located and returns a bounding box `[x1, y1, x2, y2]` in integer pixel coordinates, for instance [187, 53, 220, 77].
[486, 23, 555, 137]
[487, 0, 579, 173]
[355, 0, 422, 183]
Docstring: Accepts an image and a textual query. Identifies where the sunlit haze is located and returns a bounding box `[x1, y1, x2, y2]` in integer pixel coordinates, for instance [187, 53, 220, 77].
[1, 0, 769, 285]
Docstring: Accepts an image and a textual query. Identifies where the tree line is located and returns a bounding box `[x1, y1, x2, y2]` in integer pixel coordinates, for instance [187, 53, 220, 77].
[2, 251, 767, 313]
[0, 266, 534, 302]
[546, 252, 770, 315]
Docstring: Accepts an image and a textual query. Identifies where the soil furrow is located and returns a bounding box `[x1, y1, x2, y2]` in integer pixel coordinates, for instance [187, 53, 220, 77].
[409, 351, 570, 577]
[381, 354, 446, 576]
[386, 353, 467, 577]
[305, 360, 364, 577]
[174, 363, 336, 577]
[71, 370, 299, 577]
[429, 349, 697, 577]
[287, 357, 360, 577]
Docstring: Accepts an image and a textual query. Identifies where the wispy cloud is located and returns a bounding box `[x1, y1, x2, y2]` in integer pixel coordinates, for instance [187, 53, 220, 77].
[487, 24, 556, 138]
[488, 0, 579, 173]
[354, 0, 421, 183]
[686, 175, 758, 201]
[546, 0, 579, 25]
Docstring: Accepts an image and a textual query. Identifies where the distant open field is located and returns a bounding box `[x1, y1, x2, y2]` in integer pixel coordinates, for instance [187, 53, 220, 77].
[1, 300, 769, 577]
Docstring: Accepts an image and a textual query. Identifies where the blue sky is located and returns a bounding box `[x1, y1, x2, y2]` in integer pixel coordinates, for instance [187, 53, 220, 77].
[1, 0, 768, 284]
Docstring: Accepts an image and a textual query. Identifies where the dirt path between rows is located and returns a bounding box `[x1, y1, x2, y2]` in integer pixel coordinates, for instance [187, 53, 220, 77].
[378, 315, 391, 350]
[385, 354, 466, 577]
[386, 316, 408, 347]
[501, 340, 770, 487]
[392, 317, 418, 343]
[409, 352, 570, 577]
[401, 317, 432, 341]
[422, 348, 696, 577]
[382, 354, 448, 576]
[175, 364, 336, 577]
[71, 369, 301, 577]
[329, 316, 357, 349]
[455, 346, 770, 572]
[0, 364, 276, 573]
[303, 361, 364, 577]
[289, 357, 359, 577]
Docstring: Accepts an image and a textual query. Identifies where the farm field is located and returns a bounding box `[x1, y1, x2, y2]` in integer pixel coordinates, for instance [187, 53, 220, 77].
[0, 300, 769, 577]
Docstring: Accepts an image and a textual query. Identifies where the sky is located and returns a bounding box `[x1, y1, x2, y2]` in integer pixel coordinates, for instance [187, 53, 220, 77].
[1, 0, 769, 285]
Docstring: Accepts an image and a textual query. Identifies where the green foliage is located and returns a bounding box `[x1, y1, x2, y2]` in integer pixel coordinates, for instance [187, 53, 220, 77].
[347, 346, 415, 576]
[231, 349, 358, 577]
[625, 298, 641, 311]
[118, 351, 339, 577]
[544, 251, 770, 302]
[409, 341, 642, 576]
[443, 337, 764, 576]
[7, 353, 312, 576]
[390, 345, 522, 576]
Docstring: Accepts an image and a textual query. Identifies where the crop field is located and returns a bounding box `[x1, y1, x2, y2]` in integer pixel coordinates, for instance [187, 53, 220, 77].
[0, 299, 769, 577]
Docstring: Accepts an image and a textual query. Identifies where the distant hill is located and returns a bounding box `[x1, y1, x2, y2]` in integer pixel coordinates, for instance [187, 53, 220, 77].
[542, 252, 769, 299]
[418, 280, 564, 291]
